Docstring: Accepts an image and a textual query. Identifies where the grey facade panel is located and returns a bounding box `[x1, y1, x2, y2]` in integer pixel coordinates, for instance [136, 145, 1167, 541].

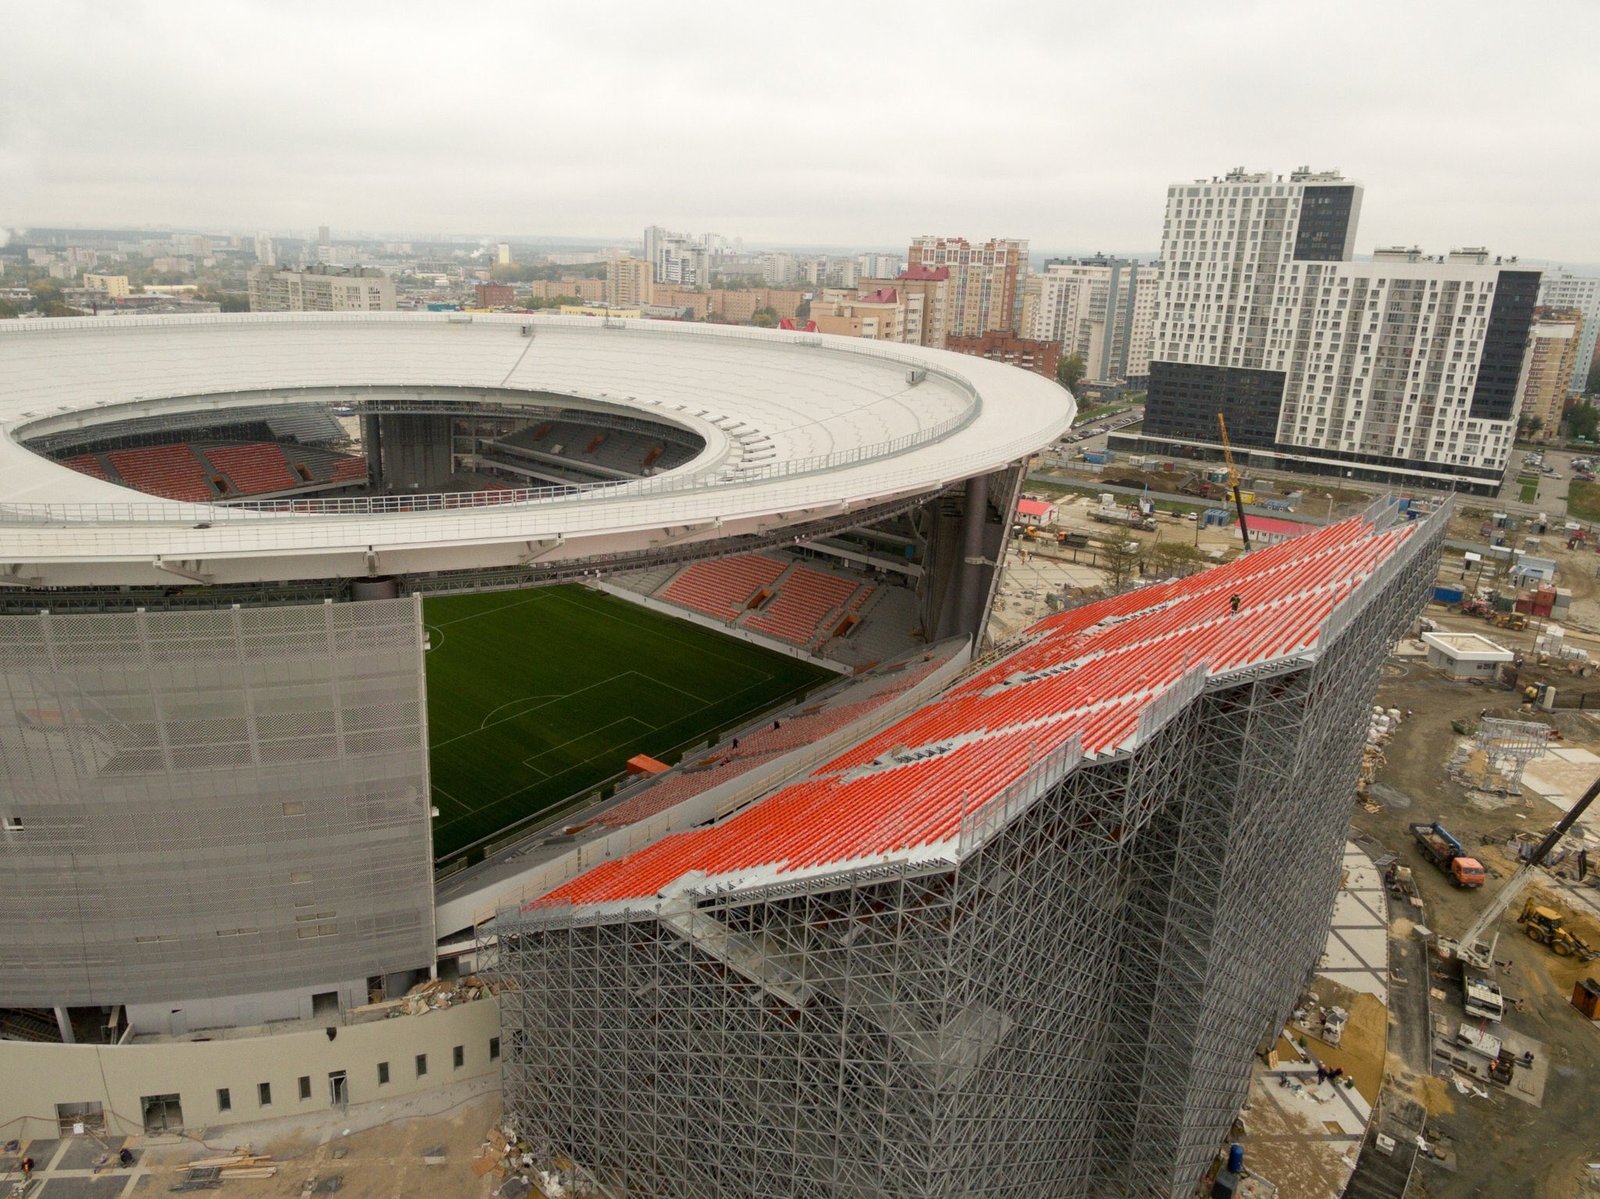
[497, 511, 1445, 1198]
[0, 597, 435, 1008]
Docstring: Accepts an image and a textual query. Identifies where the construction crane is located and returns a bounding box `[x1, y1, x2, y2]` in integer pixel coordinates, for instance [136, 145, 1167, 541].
[1444, 770, 1600, 970]
[1215, 413, 1251, 553]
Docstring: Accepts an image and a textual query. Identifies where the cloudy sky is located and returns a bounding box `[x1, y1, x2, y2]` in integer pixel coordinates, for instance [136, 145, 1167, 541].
[4, 0, 1596, 263]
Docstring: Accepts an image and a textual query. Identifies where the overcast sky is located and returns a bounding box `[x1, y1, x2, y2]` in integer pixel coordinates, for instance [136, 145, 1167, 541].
[4, 0, 1597, 264]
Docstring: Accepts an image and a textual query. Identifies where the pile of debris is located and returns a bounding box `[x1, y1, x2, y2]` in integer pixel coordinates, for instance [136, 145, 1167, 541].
[472, 1123, 598, 1198]
[1356, 706, 1402, 806]
[346, 974, 508, 1020]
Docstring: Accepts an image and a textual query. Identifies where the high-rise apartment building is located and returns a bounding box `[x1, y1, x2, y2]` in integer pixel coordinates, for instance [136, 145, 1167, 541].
[605, 257, 655, 308]
[83, 274, 130, 298]
[644, 226, 713, 289]
[1519, 308, 1583, 440]
[907, 236, 1027, 337]
[1538, 273, 1600, 393]
[854, 266, 950, 349]
[254, 232, 275, 267]
[248, 264, 395, 312]
[496, 242, 512, 266]
[1022, 257, 1159, 386]
[1140, 167, 1539, 494]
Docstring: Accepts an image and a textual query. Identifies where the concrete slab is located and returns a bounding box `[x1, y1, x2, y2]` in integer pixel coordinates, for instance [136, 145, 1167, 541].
[20, 1139, 61, 1168]
[1521, 752, 1600, 809]
[54, 1140, 112, 1171]
[1236, 842, 1392, 1199]
[34, 1178, 128, 1199]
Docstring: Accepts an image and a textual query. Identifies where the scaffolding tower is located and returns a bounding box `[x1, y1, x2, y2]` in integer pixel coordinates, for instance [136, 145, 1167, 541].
[493, 500, 1448, 1199]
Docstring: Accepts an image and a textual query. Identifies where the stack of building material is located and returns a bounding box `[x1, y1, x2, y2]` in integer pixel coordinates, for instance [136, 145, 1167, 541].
[182, 1149, 278, 1179]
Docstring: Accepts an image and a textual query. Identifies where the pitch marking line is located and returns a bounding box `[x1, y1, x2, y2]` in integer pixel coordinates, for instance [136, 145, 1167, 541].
[520, 716, 656, 773]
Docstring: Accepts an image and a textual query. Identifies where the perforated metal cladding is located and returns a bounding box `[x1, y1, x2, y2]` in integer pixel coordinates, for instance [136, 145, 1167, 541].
[0, 597, 434, 1007]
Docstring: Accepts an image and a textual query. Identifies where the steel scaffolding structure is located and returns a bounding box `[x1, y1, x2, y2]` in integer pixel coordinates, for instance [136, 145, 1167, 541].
[494, 501, 1447, 1199]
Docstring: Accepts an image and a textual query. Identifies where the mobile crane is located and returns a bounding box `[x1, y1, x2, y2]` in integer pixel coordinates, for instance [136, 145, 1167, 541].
[1216, 413, 1251, 554]
[1439, 771, 1600, 971]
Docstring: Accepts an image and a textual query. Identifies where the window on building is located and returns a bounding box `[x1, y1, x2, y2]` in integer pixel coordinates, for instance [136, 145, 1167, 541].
[415, 1054, 427, 1078]
[298, 1076, 311, 1101]
[217, 1088, 231, 1113]
[378, 1061, 390, 1085]
[489, 1036, 501, 1061]
[453, 1045, 465, 1070]
[258, 1082, 271, 1106]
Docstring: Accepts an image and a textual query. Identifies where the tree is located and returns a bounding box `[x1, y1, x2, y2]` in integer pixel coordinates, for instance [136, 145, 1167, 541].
[1151, 540, 1206, 576]
[750, 306, 779, 329]
[1056, 352, 1086, 391]
[1588, 358, 1600, 396]
[1568, 401, 1600, 442]
[0, 299, 18, 319]
[795, 299, 811, 322]
[1096, 537, 1143, 590]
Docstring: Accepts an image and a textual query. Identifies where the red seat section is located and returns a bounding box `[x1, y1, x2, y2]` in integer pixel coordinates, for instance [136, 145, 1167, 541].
[204, 443, 301, 496]
[106, 445, 215, 502]
[330, 455, 369, 484]
[661, 555, 787, 620]
[62, 454, 109, 481]
[745, 567, 868, 645]
[533, 515, 1422, 911]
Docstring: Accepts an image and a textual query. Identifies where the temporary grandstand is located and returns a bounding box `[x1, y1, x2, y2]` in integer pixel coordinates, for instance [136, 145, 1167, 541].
[495, 498, 1448, 1199]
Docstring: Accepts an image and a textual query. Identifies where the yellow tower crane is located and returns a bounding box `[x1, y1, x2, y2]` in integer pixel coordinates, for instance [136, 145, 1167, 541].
[1216, 413, 1252, 554]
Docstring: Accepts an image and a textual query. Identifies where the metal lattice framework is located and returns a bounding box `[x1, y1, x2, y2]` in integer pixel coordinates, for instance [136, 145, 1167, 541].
[492, 502, 1447, 1199]
[1474, 716, 1551, 791]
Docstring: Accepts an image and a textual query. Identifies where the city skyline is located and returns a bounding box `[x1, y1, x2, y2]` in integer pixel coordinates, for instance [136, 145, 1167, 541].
[4, 0, 1598, 264]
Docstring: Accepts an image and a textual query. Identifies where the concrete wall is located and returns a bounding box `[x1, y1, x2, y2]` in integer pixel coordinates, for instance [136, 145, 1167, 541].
[0, 996, 501, 1141]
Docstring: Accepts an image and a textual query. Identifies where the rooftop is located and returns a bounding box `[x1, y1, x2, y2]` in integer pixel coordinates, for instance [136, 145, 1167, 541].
[532, 513, 1419, 914]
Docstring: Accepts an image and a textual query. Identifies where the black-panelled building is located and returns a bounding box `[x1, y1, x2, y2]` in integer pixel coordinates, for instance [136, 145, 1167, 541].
[1139, 168, 1536, 495]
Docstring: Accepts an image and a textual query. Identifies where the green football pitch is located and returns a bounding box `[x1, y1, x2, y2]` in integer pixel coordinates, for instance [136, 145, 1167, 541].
[422, 585, 832, 861]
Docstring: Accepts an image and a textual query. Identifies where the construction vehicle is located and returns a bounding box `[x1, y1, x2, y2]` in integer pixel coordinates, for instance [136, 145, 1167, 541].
[1492, 611, 1529, 631]
[1410, 821, 1487, 887]
[1459, 597, 1494, 617]
[1215, 413, 1251, 553]
[1439, 771, 1600, 970]
[1517, 898, 1599, 960]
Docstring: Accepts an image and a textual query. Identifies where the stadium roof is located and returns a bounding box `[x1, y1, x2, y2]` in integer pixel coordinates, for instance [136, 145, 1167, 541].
[0, 313, 1072, 587]
[531, 512, 1422, 914]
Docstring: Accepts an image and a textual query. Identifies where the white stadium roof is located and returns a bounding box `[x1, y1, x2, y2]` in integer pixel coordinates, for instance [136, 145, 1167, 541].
[0, 313, 1074, 587]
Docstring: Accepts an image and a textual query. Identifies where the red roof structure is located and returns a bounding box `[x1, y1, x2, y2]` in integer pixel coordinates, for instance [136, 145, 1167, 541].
[532, 515, 1415, 912]
[1017, 498, 1054, 520]
[858, 288, 898, 304]
[899, 265, 951, 281]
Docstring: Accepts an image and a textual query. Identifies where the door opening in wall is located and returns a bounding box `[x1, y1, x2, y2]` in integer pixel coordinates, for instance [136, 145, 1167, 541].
[329, 1071, 348, 1108]
[141, 1094, 183, 1134]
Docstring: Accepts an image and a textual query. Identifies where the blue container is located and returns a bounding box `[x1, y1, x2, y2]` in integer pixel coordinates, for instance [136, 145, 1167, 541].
[1228, 1144, 1244, 1174]
[1433, 585, 1464, 605]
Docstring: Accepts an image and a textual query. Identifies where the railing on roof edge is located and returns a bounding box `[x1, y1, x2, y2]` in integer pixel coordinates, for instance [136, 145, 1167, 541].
[0, 313, 1029, 525]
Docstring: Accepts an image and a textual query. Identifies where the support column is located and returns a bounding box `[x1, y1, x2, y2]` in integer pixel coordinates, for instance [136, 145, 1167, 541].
[54, 1005, 75, 1044]
[955, 473, 989, 638]
[362, 414, 384, 489]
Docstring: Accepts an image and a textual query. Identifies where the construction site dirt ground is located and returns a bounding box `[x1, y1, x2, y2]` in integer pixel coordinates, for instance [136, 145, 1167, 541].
[1362, 657, 1600, 1199]
[111, 1082, 503, 1199]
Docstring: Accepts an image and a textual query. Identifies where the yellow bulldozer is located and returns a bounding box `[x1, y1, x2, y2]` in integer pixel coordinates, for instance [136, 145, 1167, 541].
[1518, 899, 1599, 961]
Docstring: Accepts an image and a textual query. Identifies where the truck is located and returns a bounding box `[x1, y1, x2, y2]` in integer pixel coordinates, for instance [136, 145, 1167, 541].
[1410, 821, 1487, 888]
[1089, 508, 1156, 532]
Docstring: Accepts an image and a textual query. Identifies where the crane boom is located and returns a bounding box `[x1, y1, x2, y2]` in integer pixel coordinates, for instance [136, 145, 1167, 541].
[1215, 413, 1251, 553]
[1450, 769, 1600, 967]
